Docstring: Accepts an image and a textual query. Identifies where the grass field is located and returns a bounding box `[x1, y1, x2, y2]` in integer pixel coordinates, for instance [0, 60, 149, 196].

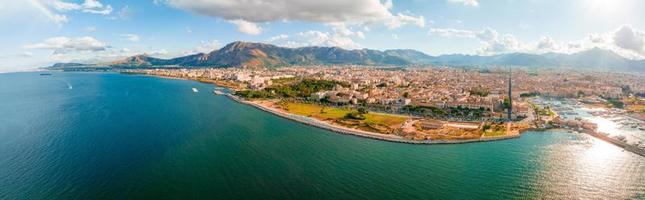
[483, 124, 507, 137]
[483, 130, 506, 137]
[284, 103, 407, 127]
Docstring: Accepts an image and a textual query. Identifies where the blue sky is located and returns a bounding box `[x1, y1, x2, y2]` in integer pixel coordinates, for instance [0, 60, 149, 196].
[1, 0, 644, 71]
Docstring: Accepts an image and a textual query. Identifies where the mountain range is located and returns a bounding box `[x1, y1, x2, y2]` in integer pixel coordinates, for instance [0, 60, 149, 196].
[50, 41, 645, 72]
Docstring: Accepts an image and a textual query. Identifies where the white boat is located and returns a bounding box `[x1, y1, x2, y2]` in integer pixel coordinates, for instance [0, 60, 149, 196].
[213, 90, 224, 95]
[192, 88, 199, 93]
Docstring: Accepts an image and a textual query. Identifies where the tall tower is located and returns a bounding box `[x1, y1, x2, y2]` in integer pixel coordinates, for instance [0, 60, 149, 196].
[507, 67, 512, 121]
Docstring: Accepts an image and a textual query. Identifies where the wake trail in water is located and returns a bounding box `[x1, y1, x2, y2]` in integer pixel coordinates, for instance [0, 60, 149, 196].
[50, 75, 73, 90]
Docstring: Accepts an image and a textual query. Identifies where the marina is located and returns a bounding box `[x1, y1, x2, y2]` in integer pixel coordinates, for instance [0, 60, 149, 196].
[530, 97, 645, 153]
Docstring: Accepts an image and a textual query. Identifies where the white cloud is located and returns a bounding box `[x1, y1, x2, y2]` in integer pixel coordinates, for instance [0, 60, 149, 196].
[84, 26, 97, 32]
[266, 23, 366, 49]
[51, 0, 113, 15]
[327, 23, 366, 39]
[300, 30, 362, 49]
[613, 25, 644, 54]
[167, 0, 391, 23]
[428, 25, 645, 59]
[429, 28, 478, 38]
[27, 0, 69, 24]
[229, 19, 262, 35]
[82, 5, 112, 15]
[536, 36, 559, 51]
[24, 36, 109, 54]
[587, 33, 607, 44]
[115, 5, 133, 20]
[194, 40, 221, 53]
[52, 1, 81, 11]
[51, 14, 69, 23]
[24, 0, 112, 25]
[182, 40, 222, 55]
[147, 49, 169, 57]
[477, 34, 526, 54]
[270, 30, 361, 49]
[119, 34, 140, 42]
[81, 0, 102, 9]
[266, 34, 289, 42]
[448, 0, 479, 7]
[166, 0, 425, 35]
[429, 27, 536, 54]
[386, 13, 425, 29]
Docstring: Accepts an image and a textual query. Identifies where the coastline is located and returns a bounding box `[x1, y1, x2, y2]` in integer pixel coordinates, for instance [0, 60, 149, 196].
[131, 72, 645, 154]
[124, 72, 525, 145]
[225, 93, 521, 145]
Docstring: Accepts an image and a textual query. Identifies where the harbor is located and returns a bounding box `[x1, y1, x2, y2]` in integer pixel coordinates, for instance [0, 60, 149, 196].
[530, 97, 645, 157]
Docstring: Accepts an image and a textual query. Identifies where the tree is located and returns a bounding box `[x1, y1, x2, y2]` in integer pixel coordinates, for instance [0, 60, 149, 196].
[503, 97, 511, 109]
[483, 124, 491, 132]
[358, 107, 369, 114]
[345, 111, 366, 120]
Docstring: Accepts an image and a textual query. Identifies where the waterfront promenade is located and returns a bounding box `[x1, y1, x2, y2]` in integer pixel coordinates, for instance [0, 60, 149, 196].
[225, 94, 521, 145]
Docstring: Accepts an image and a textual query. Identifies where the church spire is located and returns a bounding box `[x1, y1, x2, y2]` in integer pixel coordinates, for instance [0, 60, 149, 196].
[507, 67, 512, 121]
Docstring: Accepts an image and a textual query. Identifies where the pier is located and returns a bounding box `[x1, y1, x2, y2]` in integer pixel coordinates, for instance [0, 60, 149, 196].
[555, 118, 645, 157]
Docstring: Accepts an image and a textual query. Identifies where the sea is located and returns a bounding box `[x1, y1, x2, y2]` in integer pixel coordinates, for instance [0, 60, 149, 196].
[1, 72, 644, 199]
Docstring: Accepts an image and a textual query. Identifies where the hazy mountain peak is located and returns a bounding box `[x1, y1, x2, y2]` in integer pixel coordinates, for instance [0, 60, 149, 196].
[48, 41, 644, 72]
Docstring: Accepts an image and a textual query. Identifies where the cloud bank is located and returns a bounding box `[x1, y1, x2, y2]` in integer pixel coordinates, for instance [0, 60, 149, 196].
[448, 0, 479, 7]
[24, 36, 109, 54]
[166, 0, 425, 35]
[52, 0, 113, 15]
[429, 25, 645, 59]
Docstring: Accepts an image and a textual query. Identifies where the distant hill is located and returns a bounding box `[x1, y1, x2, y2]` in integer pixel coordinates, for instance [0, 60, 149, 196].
[166, 41, 415, 68]
[48, 41, 644, 72]
[427, 48, 644, 71]
[110, 54, 174, 67]
[50, 62, 93, 68]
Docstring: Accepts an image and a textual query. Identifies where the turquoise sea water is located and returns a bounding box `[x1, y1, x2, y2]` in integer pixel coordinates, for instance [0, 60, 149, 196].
[1, 72, 644, 199]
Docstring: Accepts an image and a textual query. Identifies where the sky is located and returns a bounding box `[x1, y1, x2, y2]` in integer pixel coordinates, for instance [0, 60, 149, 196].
[1, 0, 644, 71]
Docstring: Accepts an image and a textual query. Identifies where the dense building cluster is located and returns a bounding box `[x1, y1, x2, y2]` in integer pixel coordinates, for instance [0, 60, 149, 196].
[129, 66, 644, 120]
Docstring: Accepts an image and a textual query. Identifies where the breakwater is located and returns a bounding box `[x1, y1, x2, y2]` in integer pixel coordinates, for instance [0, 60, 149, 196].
[556, 118, 645, 157]
[586, 130, 645, 157]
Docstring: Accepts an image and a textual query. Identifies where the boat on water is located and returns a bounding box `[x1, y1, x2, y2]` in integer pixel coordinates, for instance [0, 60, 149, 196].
[40, 73, 52, 76]
[213, 90, 224, 95]
[192, 88, 199, 93]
